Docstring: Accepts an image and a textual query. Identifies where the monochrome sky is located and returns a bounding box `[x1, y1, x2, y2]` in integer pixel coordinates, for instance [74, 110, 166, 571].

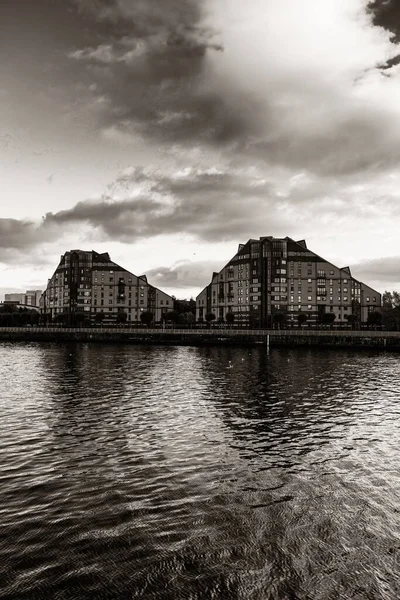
[1, 0, 400, 299]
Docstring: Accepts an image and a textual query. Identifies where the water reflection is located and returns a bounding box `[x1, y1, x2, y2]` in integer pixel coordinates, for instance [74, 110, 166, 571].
[1, 343, 400, 598]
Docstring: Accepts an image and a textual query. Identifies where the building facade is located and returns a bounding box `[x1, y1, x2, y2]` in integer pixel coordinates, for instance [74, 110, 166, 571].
[5, 290, 42, 307]
[196, 237, 381, 327]
[40, 250, 173, 324]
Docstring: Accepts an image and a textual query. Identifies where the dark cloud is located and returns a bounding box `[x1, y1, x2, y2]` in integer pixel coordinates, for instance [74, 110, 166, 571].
[368, 1, 400, 43]
[352, 256, 400, 283]
[146, 259, 224, 290]
[368, 0, 400, 69]
[43, 167, 279, 243]
[0, 168, 279, 260]
[0, 219, 41, 250]
[65, 0, 241, 144]
[0, 218, 61, 267]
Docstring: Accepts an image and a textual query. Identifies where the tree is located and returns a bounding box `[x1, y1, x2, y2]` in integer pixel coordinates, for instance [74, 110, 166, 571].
[176, 313, 186, 326]
[367, 310, 382, 330]
[226, 312, 235, 326]
[53, 313, 68, 325]
[30, 312, 39, 326]
[72, 312, 87, 327]
[116, 312, 127, 325]
[297, 313, 307, 328]
[186, 312, 195, 328]
[205, 312, 216, 327]
[173, 298, 196, 315]
[166, 310, 180, 324]
[382, 291, 400, 330]
[140, 311, 154, 327]
[95, 312, 105, 325]
[322, 312, 336, 328]
[345, 314, 358, 330]
[273, 312, 286, 329]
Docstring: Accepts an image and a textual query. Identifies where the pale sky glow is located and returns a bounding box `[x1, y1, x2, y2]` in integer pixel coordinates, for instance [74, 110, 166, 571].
[1, 0, 400, 299]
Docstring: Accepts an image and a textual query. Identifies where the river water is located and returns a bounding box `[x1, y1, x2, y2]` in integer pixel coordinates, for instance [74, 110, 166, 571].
[1, 342, 400, 599]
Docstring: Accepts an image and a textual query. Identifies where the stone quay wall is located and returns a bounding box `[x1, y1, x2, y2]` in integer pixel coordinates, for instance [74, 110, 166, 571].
[0, 327, 399, 349]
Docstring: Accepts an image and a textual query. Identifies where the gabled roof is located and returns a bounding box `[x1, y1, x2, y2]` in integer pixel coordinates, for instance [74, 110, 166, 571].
[341, 266, 351, 275]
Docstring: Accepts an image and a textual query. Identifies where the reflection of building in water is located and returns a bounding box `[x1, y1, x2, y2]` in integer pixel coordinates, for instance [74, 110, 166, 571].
[40, 249, 173, 324]
[196, 236, 381, 328]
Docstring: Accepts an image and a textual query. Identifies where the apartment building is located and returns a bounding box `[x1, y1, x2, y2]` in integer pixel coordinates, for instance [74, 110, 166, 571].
[40, 250, 173, 323]
[196, 237, 381, 327]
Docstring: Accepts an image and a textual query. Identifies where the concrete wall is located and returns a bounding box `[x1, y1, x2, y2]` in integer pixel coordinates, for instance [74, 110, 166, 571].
[0, 327, 399, 349]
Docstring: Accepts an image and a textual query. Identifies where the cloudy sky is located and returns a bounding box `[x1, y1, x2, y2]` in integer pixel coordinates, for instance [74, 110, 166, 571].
[1, 0, 400, 299]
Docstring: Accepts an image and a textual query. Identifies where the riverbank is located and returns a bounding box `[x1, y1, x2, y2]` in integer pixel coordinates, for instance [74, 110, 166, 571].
[0, 327, 399, 349]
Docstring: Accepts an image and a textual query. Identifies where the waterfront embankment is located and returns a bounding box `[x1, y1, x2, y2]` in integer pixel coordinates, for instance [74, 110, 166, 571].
[0, 327, 399, 349]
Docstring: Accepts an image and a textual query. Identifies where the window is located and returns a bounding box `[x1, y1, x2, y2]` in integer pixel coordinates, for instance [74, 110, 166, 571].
[308, 278, 312, 283]
[343, 279, 348, 284]
[366, 297, 370, 302]
[109, 300, 112, 304]
[308, 305, 312, 310]
[373, 297, 376, 302]
[307, 296, 312, 301]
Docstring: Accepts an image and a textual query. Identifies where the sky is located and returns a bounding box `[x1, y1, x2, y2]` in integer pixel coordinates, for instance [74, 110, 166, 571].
[1, 0, 400, 300]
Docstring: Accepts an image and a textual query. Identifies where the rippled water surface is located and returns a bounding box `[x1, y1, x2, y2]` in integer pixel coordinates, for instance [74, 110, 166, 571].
[2, 343, 400, 599]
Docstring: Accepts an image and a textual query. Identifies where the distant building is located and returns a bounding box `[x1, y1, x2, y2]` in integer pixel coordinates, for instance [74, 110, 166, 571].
[196, 236, 381, 327]
[26, 290, 42, 307]
[40, 249, 173, 324]
[4, 290, 42, 308]
[4, 293, 25, 304]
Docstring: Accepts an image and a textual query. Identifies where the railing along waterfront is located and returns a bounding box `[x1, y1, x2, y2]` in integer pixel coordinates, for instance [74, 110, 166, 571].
[1, 327, 400, 338]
